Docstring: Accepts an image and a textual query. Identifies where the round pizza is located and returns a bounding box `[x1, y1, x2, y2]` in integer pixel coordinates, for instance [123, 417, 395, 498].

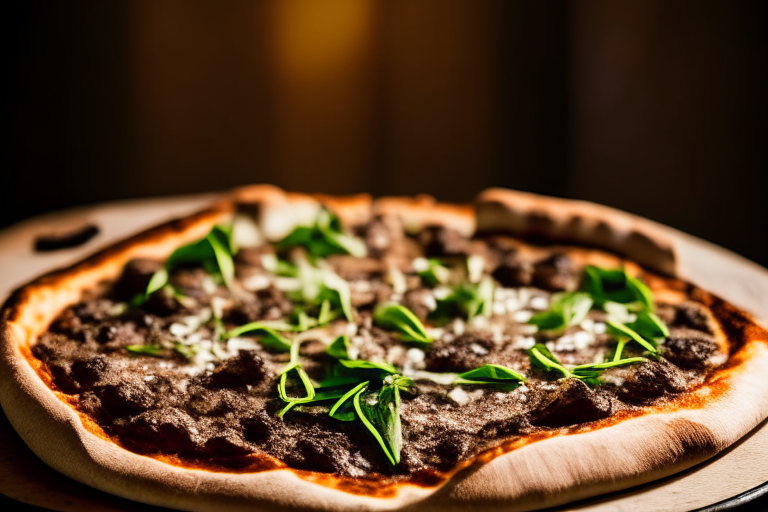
[1, 185, 767, 511]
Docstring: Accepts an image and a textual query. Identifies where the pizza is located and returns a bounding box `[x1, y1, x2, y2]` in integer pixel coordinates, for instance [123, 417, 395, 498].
[1, 185, 767, 511]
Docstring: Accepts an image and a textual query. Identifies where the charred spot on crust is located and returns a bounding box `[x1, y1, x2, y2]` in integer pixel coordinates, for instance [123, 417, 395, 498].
[34, 223, 100, 252]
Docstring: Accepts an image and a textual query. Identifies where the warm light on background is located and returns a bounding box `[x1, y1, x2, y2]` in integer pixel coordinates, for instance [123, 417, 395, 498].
[3, 0, 767, 267]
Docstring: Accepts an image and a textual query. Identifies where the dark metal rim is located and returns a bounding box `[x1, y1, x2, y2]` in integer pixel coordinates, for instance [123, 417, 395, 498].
[691, 482, 768, 512]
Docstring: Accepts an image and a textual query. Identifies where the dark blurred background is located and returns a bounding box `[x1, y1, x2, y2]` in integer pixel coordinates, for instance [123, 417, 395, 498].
[3, 0, 767, 266]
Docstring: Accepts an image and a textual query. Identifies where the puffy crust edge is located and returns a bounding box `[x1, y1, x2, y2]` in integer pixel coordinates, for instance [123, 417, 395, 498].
[1, 185, 767, 512]
[476, 188, 678, 277]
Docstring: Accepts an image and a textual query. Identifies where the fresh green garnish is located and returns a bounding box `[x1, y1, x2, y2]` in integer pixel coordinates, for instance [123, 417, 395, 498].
[432, 277, 494, 322]
[337, 358, 399, 375]
[528, 343, 573, 379]
[174, 343, 199, 360]
[373, 304, 432, 344]
[328, 381, 369, 421]
[353, 374, 413, 465]
[583, 266, 653, 311]
[132, 225, 237, 306]
[326, 334, 352, 360]
[528, 266, 668, 365]
[572, 357, 648, 374]
[413, 258, 450, 286]
[224, 322, 293, 352]
[605, 320, 658, 355]
[316, 299, 338, 326]
[277, 341, 316, 417]
[278, 209, 367, 259]
[280, 260, 354, 322]
[126, 344, 165, 357]
[528, 292, 593, 333]
[454, 364, 525, 388]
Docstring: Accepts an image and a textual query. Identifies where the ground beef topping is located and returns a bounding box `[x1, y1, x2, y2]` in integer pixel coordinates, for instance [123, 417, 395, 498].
[32, 212, 725, 484]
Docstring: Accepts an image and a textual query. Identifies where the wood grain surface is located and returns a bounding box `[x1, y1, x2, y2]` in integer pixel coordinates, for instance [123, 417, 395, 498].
[0, 194, 766, 512]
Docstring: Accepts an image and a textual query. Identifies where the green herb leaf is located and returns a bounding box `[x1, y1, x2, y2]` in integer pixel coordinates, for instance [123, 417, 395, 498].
[627, 310, 670, 339]
[319, 269, 354, 322]
[206, 230, 235, 288]
[132, 225, 237, 306]
[606, 320, 658, 354]
[583, 266, 653, 310]
[328, 381, 369, 421]
[354, 385, 401, 465]
[317, 299, 338, 326]
[414, 258, 450, 286]
[432, 277, 494, 322]
[174, 343, 199, 360]
[454, 364, 526, 387]
[224, 322, 293, 352]
[327, 334, 352, 360]
[278, 209, 367, 259]
[126, 345, 165, 357]
[373, 304, 432, 344]
[528, 292, 593, 333]
[277, 342, 316, 418]
[572, 357, 648, 373]
[338, 358, 399, 375]
[528, 343, 572, 379]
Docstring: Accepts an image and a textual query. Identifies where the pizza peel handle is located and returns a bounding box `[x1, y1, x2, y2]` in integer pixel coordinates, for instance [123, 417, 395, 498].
[1, 186, 767, 512]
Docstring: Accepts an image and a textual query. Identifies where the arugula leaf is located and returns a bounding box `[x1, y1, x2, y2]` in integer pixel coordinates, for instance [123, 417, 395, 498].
[277, 341, 316, 418]
[431, 277, 494, 322]
[316, 299, 338, 326]
[278, 209, 366, 259]
[145, 268, 169, 298]
[353, 383, 404, 465]
[528, 292, 593, 333]
[454, 364, 526, 387]
[572, 357, 648, 373]
[373, 304, 432, 344]
[318, 269, 354, 322]
[583, 266, 652, 310]
[174, 343, 199, 360]
[279, 382, 362, 418]
[282, 260, 354, 322]
[132, 225, 237, 306]
[224, 322, 293, 352]
[338, 358, 399, 375]
[126, 345, 165, 357]
[328, 381, 369, 421]
[413, 258, 450, 286]
[327, 334, 352, 360]
[627, 309, 669, 339]
[528, 343, 572, 379]
[606, 320, 658, 354]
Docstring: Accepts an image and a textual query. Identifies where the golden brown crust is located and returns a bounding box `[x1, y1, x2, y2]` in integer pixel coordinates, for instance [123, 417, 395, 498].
[2, 185, 768, 511]
[476, 188, 678, 277]
[374, 195, 476, 237]
[313, 193, 373, 228]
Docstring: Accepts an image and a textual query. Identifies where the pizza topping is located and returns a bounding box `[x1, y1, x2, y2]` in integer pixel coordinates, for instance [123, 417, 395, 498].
[662, 328, 723, 369]
[31, 212, 728, 481]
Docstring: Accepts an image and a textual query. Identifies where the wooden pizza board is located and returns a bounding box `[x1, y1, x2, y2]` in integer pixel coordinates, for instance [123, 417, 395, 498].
[0, 193, 766, 512]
